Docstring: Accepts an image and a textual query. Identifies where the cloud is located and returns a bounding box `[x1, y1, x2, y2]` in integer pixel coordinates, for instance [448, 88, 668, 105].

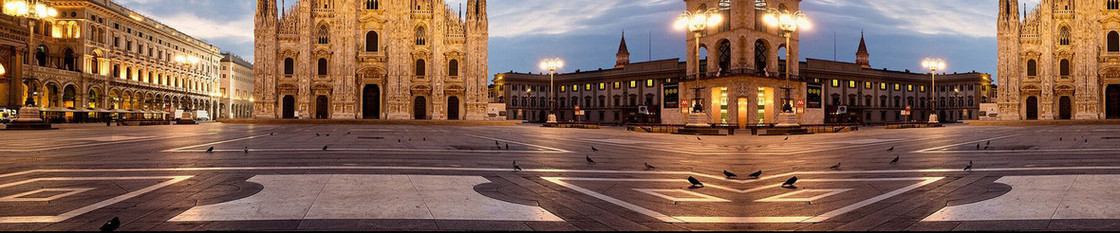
[488, 0, 678, 38]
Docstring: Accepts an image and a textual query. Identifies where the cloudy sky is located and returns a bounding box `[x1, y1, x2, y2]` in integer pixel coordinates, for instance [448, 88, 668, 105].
[117, 0, 1012, 83]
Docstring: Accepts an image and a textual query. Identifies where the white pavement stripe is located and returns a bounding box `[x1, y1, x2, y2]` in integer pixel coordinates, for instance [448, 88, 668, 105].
[914, 134, 1020, 153]
[465, 134, 572, 153]
[0, 176, 192, 223]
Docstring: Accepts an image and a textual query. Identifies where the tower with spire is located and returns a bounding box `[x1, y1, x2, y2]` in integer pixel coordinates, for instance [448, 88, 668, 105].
[996, 0, 1020, 120]
[855, 32, 870, 69]
[616, 31, 630, 68]
[253, 0, 279, 118]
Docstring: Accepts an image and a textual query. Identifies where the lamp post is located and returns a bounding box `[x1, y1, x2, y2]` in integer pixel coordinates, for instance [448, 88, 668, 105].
[2, 0, 56, 129]
[922, 58, 945, 124]
[540, 58, 563, 124]
[763, 8, 810, 127]
[675, 8, 722, 127]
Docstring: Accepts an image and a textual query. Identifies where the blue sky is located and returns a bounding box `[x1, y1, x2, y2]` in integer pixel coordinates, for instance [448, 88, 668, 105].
[117, 0, 1007, 83]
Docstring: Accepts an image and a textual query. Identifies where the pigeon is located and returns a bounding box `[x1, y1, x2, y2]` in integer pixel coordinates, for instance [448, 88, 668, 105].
[1085, 139, 1089, 143]
[829, 162, 842, 170]
[496, 140, 501, 146]
[326, 134, 330, 137]
[504, 143, 509, 150]
[316, 133, 320, 137]
[986, 140, 991, 146]
[513, 161, 522, 171]
[205, 147, 214, 153]
[99, 217, 120, 232]
[1059, 137, 1063, 141]
[270, 132, 274, 136]
[747, 170, 762, 179]
[322, 145, 328, 151]
[591, 146, 599, 152]
[644, 162, 656, 170]
[890, 155, 899, 164]
[976, 143, 980, 150]
[347, 132, 351, 135]
[784, 137, 789, 141]
[697, 137, 702, 141]
[586, 156, 597, 165]
[781, 176, 799, 188]
[398, 139, 402, 143]
[723, 170, 739, 179]
[888, 146, 895, 152]
[687, 176, 704, 188]
[984, 145, 989, 150]
[964, 161, 973, 171]
[244, 147, 249, 154]
[423, 137, 426, 141]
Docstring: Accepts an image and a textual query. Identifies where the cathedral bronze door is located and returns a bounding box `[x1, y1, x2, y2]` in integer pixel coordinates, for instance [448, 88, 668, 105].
[1026, 96, 1038, 120]
[414, 96, 427, 120]
[315, 96, 328, 119]
[1108, 85, 1120, 119]
[362, 85, 380, 119]
[282, 95, 295, 119]
[1059, 96, 1072, 120]
[447, 96, 460, 120]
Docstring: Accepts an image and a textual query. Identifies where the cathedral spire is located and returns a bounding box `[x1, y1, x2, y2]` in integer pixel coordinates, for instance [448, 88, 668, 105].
[616, 30, 630, 68]
[856, 31, 870, 69]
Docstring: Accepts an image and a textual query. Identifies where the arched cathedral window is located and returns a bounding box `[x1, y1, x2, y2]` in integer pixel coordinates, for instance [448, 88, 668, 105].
[284, 58, 294, 76]
[754, 39, 768, 74]
[1060, 59, 1070, 77]
[415, 27, 426, 46]
[318, 58, 328, 76]
[1109, 31, 1119, 52]
[318, 25, 329, 44]
[415, 59, 426, 76]
[1026, 59, 1037, 76]
[448, 59, 459, 77]
[1059, 27, 1070, 46]
[365, 31, 378, 52]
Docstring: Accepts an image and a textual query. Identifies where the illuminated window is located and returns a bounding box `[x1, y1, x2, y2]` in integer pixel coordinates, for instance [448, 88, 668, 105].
[613, 82, 620, 89]
[560, 86, 565, 92]
[880, 83, 887, 90]
[865, 82, 872, 89]
[921, 86, 926, 92]
[599, 83, 605, 90]
[630, 81, 637, 88]
[894, 84, 900, 90]
[647, 79, 654, 87]
[907, 85, 913, 91]
[572, 85, 578, 91]
[585, 84, 591, 90]
[831, 79, 839, 87]
[848, 81, 856, 88]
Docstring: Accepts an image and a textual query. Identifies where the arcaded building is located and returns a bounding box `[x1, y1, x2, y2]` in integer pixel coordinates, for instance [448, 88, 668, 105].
[997, 0, 1120, 120]
[5, 0, 223, 123]
[252, 0, 489, 120]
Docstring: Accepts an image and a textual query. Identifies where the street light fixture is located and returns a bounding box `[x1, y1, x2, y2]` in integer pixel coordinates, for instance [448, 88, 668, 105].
[922, 57, 946, 124]
[675, 8, 722, 127]
[763, 8, 810, 127]
[539, 58, 563, 124]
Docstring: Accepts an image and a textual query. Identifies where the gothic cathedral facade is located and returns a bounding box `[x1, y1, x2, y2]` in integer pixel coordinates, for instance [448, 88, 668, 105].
[998, 0, 1120, 120]
[253, 0, 489, 120]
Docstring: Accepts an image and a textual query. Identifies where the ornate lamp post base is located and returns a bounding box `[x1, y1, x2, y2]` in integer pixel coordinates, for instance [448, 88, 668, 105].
[5, 106, 54, 130]
[546, 114, 557, 124]
[685, 111, 711, 128]
[775, 112, 800, 128]
[928, 113, 939, 124]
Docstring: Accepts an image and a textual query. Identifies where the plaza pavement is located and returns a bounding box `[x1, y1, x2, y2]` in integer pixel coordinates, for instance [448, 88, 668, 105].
[1, 122, 1120, 231]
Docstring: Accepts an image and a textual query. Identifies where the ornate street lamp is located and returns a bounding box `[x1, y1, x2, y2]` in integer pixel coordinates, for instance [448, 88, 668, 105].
[675, 8, 722, 127]
[3, 0, 56, 127]
[922, 58, 946, 124]
[539, 58, 563, 124]
[763, 8, 810, 127]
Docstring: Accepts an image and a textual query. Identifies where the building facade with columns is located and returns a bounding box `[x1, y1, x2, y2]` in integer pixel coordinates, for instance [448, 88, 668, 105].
[252, 0, 489, 120]
[997, 0, 1120, 120]
[0, 11, 30, 122]
[2, 0, 223, 123]
[667, 0, 825, 126]
[493, 33, 683, 124]
[219, 52, 254, 119]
